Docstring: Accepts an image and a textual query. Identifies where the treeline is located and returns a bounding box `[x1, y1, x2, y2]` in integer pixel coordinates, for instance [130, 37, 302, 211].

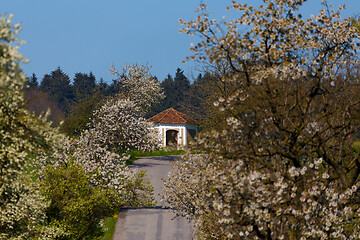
[25, 66, 227, 136]
[25, 67, 107, 136]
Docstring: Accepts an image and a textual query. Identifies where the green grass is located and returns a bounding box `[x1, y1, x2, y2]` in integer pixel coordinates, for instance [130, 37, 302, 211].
[101, 215, 118, 240]
[126, 149, 185, 164]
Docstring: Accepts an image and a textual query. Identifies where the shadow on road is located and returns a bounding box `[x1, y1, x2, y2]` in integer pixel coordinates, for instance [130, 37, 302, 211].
[113, 155, 195, 240]
[131, 155, 180, 168]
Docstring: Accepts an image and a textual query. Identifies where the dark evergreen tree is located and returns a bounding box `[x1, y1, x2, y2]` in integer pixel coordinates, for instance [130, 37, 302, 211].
[72, 72, 96, 100]
[97, 78, 109, 97]
[147, 69, 193, 118]
[26, 73, 38, 89]
[39, 67, 74, 115]
[161, 74, 175, 108]
[105, 79, 121, 97]
[173, 68, 190, 105]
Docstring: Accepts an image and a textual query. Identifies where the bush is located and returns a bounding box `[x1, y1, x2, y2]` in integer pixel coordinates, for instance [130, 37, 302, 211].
[41, 163, 121, 240]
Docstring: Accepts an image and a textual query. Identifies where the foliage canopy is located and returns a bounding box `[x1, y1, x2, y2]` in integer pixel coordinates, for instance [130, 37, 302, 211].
[164, 1, 360, 239]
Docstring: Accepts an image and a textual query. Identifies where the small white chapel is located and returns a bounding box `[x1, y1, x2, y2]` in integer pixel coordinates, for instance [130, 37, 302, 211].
[146, 108, 199, 147]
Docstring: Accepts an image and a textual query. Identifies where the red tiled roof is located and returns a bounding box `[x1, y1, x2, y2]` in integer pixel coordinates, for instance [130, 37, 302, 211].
[147, 108, 199, 125]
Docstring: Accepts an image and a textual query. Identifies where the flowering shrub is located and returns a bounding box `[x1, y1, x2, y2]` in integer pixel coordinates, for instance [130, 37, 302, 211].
[164, 1, 360, 239]
[89, 98, 161, 153]
[0, 14, 64, 239]
[109, 64, 164, 115]
[34, 133, 155, 205]
[164, 154, 360, 239]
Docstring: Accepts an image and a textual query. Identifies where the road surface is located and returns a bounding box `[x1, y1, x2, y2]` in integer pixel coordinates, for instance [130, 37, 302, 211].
[113, 156, 195, 240]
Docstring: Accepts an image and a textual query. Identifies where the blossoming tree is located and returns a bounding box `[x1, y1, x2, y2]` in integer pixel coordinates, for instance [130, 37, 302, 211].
[88, 97, 160, 153]
[0, 14, 64, 239]
[163, 1, 360, 239]
[109, 64, 164, 116]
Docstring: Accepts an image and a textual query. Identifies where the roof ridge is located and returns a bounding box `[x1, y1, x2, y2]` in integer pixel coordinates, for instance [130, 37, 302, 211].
[157, 108, 171, 123]
[147, 108, 169, 122]
[147, 108, 199, 124]
[172, 108, 187, 123]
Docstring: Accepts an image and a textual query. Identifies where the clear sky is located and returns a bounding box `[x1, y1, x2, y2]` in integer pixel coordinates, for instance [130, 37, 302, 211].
[2, 0, 360, 83]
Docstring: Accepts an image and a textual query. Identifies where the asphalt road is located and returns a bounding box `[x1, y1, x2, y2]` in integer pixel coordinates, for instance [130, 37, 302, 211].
[113, 156, 195, 240]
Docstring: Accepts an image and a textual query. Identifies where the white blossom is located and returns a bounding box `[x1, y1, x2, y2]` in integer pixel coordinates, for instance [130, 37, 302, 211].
[164, 0, 360, 239]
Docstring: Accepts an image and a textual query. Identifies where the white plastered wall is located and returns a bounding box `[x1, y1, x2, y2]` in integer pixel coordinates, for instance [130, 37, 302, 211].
[150, 123, 198, 147]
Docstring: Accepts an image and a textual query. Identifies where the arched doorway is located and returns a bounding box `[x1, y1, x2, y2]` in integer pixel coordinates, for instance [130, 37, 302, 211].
[166, 130, 178, 146]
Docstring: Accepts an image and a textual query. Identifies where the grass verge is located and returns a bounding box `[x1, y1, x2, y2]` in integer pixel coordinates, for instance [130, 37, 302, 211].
[101, 214, 118, 240]
[126, 149, 185, 164]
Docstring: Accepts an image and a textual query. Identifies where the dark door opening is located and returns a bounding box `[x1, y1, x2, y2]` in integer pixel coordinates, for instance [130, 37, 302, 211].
[166, 130, 178, 146]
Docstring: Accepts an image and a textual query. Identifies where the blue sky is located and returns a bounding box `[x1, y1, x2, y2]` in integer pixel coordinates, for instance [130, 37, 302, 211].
[2, 0, 360, 83]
